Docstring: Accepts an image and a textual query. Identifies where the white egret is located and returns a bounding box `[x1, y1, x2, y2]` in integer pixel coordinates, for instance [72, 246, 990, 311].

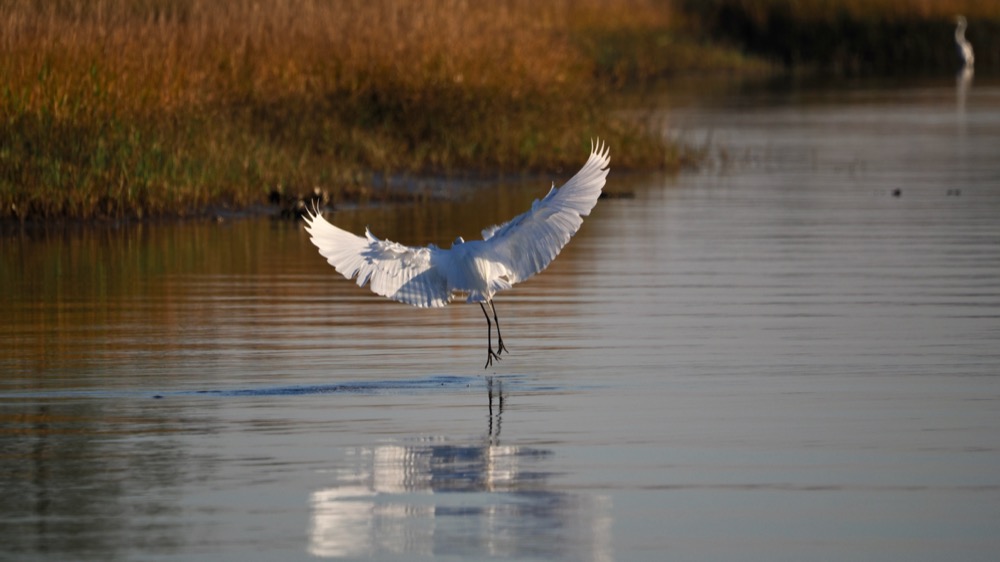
[304, 140, 611, 368]
[955, 15, 975, 68]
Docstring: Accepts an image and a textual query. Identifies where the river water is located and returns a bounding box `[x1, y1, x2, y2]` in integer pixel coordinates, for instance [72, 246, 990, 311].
[2, 75, 1000, 561]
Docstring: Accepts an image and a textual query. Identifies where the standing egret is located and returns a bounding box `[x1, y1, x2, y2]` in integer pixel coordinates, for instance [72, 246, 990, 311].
[304, 140, 611, 368]
[955, 15, 975, 68]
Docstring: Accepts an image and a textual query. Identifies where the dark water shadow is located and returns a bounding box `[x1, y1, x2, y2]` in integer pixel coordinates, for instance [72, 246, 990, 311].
[0, 372, 604, 404]
[179, 375, 476, 398]
[0, 373, 589, 401]
[0, 375, 480, 399]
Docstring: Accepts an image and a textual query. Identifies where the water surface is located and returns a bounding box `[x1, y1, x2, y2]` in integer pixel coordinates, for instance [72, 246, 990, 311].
[3, 76, 1000, 561]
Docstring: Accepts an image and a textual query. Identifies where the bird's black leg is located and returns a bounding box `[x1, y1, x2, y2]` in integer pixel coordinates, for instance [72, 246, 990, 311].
[481, 302, 501, 369]
[489, 299, 509, 355]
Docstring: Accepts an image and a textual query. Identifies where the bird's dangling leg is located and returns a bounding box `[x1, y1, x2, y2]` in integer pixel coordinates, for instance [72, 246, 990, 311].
[489, 299, 508, 356]
[481, 302, 501, 369]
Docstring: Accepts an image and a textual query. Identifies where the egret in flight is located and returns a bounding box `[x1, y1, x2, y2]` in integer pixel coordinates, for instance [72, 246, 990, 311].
[304, 140, 610, 368]
[955, 15, 975, 68]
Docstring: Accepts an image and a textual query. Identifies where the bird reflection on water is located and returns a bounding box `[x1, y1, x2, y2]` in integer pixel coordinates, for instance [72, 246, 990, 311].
[486, 375, 503, 446]
[308, 380, 612, 560]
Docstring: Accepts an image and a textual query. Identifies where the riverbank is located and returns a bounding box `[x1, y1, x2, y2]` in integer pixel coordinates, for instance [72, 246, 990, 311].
[3, 0, 998, 222]
[2, 0, 743, 221]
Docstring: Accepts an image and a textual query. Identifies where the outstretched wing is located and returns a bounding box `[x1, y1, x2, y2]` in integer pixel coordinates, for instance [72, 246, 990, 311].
[479, 139, 610, 285]
[303, 209, 452, 308]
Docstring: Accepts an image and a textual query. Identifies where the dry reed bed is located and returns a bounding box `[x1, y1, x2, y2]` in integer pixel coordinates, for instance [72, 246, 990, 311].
[8, 0, 987, 221]
[1, 0, 680, 220]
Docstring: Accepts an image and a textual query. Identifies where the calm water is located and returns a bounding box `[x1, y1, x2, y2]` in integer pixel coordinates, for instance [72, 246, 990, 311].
[3, 76, 1000, 561]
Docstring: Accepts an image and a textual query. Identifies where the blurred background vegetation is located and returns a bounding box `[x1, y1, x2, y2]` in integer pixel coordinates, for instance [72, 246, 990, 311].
[684, 0, 1000, 72]
[1, 0, 996, 220]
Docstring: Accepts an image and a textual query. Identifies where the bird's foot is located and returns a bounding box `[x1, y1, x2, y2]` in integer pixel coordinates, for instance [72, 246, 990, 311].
[496, 337, 509, 356]
[484, 347, 501, 369]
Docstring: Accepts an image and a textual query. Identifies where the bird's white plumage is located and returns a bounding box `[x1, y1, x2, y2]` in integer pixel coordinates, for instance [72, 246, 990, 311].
[303, 140, 610, 307]
[956, 15, 975, 67]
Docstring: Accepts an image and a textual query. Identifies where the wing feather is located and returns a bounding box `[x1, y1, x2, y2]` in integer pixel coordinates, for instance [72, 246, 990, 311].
[480, 139, 610, 284]
[304, 140, 609, 305]
[303, 209, 452, 308]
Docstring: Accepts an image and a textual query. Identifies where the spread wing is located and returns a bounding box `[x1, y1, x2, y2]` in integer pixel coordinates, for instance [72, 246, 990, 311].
[303, 210, 452, 308]
[479, 139, 610, 284]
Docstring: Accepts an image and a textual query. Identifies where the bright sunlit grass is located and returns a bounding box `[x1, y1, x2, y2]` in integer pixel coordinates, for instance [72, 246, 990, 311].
[0, 0, 689, 220]
[8, 0, 987, 220]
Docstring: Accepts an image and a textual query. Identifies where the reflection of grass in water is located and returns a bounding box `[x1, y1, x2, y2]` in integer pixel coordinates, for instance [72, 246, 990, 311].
[1, 0, 711, 221]
[681, 0, 1000, 71]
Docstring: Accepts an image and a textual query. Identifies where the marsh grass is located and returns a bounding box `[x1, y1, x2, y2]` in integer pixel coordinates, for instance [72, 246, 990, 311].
[2, 0, 693, 220]
[12, 0, 983, 221]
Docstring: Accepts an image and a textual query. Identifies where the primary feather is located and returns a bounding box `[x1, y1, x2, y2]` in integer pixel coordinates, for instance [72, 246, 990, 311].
[303, 140, 610, 307]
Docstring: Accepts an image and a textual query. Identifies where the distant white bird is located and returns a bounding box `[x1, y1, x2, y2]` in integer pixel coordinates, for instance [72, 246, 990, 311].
[304, 140, 611, 368]
[955, 15, 975, 68]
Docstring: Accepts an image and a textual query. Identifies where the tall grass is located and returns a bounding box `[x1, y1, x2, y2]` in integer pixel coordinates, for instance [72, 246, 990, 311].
[1, 0, 687, 220]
